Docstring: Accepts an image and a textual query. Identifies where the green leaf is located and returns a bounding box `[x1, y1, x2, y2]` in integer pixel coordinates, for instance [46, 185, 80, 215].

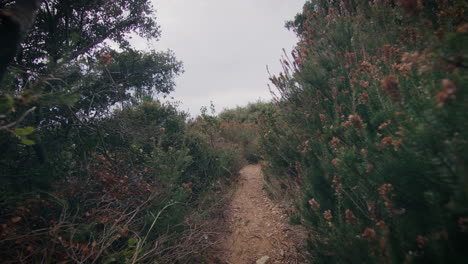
[57, 93, 80, 105]
[103, 257, 117, 264]
[20, 137, 35, 145]
[127, 238, 138, 247]
[14, 127, 35, 136]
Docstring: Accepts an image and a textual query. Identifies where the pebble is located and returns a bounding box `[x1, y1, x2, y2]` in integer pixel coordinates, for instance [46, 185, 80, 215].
[256, 255, 270, 264]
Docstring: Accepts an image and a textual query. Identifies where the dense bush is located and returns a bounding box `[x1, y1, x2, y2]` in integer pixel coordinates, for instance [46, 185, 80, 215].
[0, 1, 243, 262]
[219, 101, 273, 124]
[0, 100, 242, 263]
[262, 0, 467, 263]
[216, 102, 274, 163]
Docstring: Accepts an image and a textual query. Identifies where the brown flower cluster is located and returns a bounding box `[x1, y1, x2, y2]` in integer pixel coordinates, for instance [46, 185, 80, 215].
[401, 51, 432, 75]
[360, 91, 370, 104]
[331, 158, 341, 166]
[332, 174, 342, 198]
[342, 114, 364, 130]
[323, 210, 333, 221]
[379, 184, 394, 209]
[308, 198, 321, 211]
[436, 79, 458, 107]
[376, 220, 387, 230]
[378, 120, 392, 130]
[301, 140, 310, 154]
[330, 136, 341, 149]
[378, 183, 407, 216]
[366, 200, 378, 220]
[323, 210, 333, 227]
[404, 27, 418, 43]
[319, 113, 326, 124]
[379, 136, 403, 151]
[362, 227, 377, 242]
[392, 62, 412, 76]
[345, 209, 356, 224]
[381, 75, 402, 103]
[360, 61, 379, 75]
[344, 52, 357, 68]
[378, 44, 400, 62]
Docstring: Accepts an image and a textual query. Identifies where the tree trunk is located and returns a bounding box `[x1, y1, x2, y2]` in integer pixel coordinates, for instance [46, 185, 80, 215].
[0, 0, 42, 81]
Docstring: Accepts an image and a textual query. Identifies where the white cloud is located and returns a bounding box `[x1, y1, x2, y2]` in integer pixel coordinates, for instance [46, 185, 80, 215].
[133, 0, 305, 116]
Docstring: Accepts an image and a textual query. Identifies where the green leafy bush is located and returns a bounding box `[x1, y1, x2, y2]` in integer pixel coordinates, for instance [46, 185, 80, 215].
[0, 100, 242, 263]
[217, 101, 274, 163]
[0, 1, 243, 262]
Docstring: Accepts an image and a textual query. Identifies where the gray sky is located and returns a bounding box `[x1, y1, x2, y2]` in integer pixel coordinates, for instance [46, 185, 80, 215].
[133, 0, 305, 116]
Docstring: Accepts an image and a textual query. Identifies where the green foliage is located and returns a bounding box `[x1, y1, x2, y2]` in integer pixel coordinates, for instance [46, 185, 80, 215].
[217, 101, 274, 163]
[0, 0, 183, 192]
[6, 0, 160, 71]
[13, 126, 35, 145]
[0, 100, 241, 263]
[262, 0, 468, 263]
[0, 1, 234, 263]
[219, 101, 273, 124]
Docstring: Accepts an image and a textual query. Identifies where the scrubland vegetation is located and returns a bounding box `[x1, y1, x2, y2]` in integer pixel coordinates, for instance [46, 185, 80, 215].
[261, 0, 468, 263]
[0, 0, 257, 262]
[0, 99, 248, 263]
[1, 0, 467, 263]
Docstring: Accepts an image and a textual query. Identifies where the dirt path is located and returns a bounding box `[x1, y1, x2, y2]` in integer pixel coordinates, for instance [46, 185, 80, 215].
[216, 164, 305, 264]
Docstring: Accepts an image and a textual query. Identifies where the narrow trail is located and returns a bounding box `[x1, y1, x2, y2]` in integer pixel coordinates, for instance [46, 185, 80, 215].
[216, 164, 305, 264]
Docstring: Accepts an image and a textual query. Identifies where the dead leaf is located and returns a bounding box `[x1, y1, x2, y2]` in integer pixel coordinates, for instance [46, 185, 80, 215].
[11, 216, 22, 223]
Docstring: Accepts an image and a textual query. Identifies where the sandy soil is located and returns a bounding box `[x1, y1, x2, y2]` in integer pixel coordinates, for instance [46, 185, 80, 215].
[214, 164, 306, 264]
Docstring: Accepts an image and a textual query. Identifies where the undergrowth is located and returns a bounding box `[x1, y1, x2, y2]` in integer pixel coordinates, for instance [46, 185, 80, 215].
[0, 101, 243, 263]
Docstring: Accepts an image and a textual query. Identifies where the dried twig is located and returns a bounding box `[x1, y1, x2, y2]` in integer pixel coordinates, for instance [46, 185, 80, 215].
[0, 106, 36, 130]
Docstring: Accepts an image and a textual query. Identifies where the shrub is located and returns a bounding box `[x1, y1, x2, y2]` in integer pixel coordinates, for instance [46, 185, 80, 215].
[0, 101, 242, 263]
[218, 101, 274, 163]
[262, 0, 468, 263]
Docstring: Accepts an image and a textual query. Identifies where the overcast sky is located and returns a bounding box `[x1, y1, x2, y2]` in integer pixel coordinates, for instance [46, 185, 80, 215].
[132, 0, 306, 116]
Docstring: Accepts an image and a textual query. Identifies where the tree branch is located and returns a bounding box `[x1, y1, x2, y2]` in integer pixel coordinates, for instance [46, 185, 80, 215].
[0, 106, 37, 130]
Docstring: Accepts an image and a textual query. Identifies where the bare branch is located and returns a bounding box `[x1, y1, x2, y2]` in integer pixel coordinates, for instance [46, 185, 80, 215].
[0, 106, 36, 130]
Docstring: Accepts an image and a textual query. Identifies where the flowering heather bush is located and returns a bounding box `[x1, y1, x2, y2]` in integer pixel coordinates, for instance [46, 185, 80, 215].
[263, 0, 468, 263]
